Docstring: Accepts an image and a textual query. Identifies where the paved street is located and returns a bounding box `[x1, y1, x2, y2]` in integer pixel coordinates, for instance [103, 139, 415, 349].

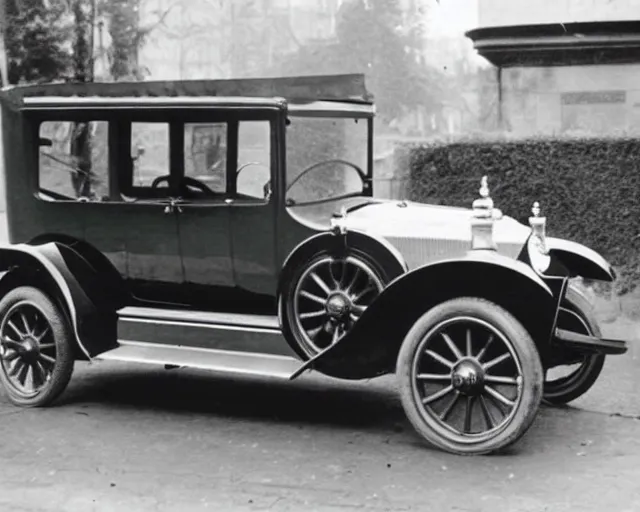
[1, 307, 640, 512]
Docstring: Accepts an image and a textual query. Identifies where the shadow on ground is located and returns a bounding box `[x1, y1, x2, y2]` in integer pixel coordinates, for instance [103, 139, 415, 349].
[60, 364, 408, 435]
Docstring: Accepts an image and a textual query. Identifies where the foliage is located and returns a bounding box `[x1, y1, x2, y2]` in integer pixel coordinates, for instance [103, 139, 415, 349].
[275, 0, 445, 127]
[4, 0, 71, 84]
[405, 137, 640, 294]
[3, 0, 167, 197]
[4, 0, 160, 85]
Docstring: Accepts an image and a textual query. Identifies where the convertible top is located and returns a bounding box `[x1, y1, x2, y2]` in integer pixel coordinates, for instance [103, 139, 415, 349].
[0, 73, 373, 111]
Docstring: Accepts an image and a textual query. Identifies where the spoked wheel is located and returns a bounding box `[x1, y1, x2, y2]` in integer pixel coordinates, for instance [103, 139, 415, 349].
[0, 287, 74, 407]
[543, 287, 605, 405]
[397, 298, 543, 455]
[285, 251, 386, 358]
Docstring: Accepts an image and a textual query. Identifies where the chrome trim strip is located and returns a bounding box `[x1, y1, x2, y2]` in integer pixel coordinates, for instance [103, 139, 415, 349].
[118, 306, 280, 330]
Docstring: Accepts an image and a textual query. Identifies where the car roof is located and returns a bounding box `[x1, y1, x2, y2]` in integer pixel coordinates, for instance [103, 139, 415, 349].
[0, 73, 374, 113]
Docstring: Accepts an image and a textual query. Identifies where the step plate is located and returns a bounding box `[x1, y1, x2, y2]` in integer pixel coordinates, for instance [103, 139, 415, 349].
[117, 307, 298, 358]
[96, 341, 304, 380]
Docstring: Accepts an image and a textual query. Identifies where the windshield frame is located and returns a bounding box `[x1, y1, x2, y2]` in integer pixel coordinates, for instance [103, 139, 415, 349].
[284, 101, 375, 207]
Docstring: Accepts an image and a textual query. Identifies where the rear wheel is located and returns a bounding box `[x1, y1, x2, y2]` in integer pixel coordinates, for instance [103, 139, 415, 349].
[396, 297, 543, 455]
[0, 287, 74, 407]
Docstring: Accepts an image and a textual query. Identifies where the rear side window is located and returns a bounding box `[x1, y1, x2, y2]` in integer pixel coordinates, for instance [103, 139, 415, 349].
[184, 122, 228, 195]
[129, 122, 170, 189]
[38, 120, 109, 200]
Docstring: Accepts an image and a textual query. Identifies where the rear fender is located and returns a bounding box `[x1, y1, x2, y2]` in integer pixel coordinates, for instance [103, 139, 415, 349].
[291, 251, 558, 381]
[0, 239, 128, 359]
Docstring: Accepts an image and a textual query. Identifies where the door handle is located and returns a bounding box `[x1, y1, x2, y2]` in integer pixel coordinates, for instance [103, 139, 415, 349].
[163, 198, 184, 214]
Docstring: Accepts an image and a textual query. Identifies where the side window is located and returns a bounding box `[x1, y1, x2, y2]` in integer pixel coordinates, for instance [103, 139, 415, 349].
[184, 123, 227, 195]
[39, 120, 109, 201]
[130, 122, 170, 191]
[236, 120, 271, 202]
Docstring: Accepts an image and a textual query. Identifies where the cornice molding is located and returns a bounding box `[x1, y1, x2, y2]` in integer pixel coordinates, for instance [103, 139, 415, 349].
[466, 21, 640, 67]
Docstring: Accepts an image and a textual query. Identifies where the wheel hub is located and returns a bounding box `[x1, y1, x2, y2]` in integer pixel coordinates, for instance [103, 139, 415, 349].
[325, 292, 351, 320]
[451, 359, 485, 396]
[18, 337, 40, 364]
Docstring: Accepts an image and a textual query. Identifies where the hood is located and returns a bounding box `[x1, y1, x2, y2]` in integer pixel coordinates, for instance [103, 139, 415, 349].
[343, 200, 531, 244]
[341, 199, 531, 269]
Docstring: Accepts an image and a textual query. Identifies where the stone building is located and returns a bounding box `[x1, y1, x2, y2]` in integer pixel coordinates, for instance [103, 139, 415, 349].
[466, 0, 640, 137]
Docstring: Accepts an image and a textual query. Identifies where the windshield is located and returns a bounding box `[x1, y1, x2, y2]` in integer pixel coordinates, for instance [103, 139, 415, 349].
[285, 115, 369, 206]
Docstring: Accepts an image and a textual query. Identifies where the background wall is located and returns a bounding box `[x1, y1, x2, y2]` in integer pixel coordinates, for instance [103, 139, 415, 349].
[501, 64, 640, 137]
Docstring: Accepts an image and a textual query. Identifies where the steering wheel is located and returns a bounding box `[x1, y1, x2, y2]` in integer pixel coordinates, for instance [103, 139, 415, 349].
[286, 159, 367, 193]
[236, 161, 268, 176]
[151, 175, 218, 197]
[180, 176, 218, 196]
[151, 175, 171, 189]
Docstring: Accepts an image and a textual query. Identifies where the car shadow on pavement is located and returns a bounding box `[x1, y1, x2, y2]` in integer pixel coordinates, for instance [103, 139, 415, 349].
[63, 364, 408, 432]
[45, 362, 623, 458]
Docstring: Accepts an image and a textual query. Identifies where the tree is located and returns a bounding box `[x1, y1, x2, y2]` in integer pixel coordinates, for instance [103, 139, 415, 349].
[4, 0, 71, 84]
[275, 0, 446, 128]
[3, 0, 166, 197]
[0, 0, 8, 86]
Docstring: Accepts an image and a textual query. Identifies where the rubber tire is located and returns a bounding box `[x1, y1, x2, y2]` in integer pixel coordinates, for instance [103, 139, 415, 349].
[280, 247, 390, 360]
[396, 297, 544, 456]
[543, 286, 605, 405]
[0, 287, 75, 407]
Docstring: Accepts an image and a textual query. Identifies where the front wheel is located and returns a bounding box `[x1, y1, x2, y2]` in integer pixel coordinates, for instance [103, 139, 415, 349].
[0, 286, 75, 407]
[281, 248, 389, 359]
[396, 297, 543, 455]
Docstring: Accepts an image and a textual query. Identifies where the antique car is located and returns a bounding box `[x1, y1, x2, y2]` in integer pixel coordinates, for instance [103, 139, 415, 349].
[0, 74, 629, 455]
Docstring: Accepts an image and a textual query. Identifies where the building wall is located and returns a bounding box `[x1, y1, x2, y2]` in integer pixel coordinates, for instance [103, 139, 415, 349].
[479, 0, 640, 27]
[474, 0, 640, 137]
[501, 64, 640, 137]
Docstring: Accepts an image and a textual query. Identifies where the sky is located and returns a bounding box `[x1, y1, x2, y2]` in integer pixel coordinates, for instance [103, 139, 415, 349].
[426, 0, 479, 37]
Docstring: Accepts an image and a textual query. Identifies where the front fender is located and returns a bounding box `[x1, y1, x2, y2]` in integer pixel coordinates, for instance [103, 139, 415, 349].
[278, 228, 408, 299]
[547, 237, 615, 282]
[0, 241, 124, 359]
[292, 250, 560, 381]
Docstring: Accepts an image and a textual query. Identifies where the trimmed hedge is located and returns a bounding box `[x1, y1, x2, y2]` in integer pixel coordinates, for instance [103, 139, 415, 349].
[404, 138, 640, 294]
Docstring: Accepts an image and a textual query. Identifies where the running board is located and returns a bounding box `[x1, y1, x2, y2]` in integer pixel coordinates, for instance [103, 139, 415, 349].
[96, 341, 304, 380]
[116, 306, 298, 358]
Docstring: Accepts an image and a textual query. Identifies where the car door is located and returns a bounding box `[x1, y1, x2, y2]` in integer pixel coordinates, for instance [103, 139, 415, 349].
[35, 116, 184, 306]
[174, 119, 234, 309]
[175, 113, 277, 312]
[227, 117, 278, 299]
[120, 119, 185, 303]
